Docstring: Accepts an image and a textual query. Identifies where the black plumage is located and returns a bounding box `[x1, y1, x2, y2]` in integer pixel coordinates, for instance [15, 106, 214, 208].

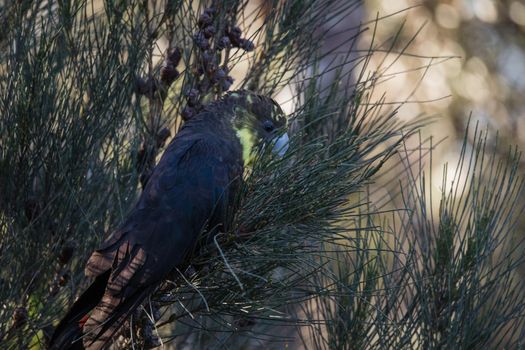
[49, 90, 287, 349]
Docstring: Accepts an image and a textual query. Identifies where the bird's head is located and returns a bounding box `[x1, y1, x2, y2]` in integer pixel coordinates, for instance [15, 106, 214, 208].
[216, 90, 289, 157]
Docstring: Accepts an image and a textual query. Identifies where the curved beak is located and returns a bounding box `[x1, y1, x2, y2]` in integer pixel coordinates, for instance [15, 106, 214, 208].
[272, 132, 289, 157]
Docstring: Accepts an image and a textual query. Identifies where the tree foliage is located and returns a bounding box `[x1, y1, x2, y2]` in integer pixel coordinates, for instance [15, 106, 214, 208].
[0, 1, 524, 349]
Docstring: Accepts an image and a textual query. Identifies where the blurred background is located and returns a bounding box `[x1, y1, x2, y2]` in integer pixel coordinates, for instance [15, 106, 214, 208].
[360, 0, 525, 180]
[354, 3, 525, 293]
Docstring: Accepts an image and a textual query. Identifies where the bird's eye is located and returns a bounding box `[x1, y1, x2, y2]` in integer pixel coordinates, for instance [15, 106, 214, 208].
[263, 120, 274, 132]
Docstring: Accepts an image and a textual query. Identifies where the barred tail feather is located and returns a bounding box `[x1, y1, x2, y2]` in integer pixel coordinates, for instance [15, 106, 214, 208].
[49, 270, 111, 350]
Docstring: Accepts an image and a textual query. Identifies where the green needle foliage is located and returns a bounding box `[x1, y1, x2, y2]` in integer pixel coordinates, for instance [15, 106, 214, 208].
[300, 125, 525, 350]
[394, 126, 525, 349]
[0, 1, 524, 349]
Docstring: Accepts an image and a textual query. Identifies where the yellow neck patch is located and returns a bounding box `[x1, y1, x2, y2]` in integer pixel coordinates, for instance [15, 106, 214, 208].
[235, 126, 255, 163]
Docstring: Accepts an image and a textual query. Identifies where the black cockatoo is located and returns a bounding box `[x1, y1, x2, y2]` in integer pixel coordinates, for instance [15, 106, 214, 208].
[50, 90, 288, 349]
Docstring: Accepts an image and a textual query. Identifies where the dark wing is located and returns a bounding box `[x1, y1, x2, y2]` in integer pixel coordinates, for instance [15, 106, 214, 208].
[80, 133, 242, 348]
